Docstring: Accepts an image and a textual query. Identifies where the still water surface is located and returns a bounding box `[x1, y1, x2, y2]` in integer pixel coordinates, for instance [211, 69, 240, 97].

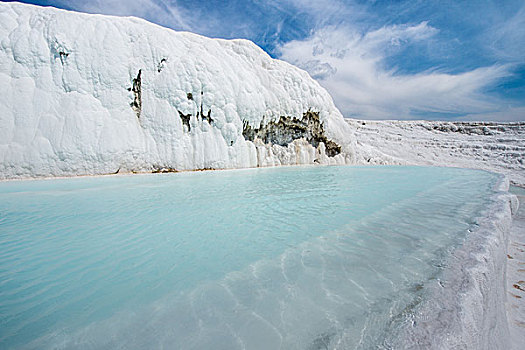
[0, 166, 498, 349]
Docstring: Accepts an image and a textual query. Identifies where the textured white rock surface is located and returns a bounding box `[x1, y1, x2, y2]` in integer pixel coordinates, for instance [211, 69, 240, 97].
[391, 178, 516, 350]
[350, 119, 525, 186]
[0, 2, 354, 179]
[506, 191, 525, 350]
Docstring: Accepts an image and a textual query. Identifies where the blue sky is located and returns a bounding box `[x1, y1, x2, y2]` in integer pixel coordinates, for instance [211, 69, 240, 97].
[6, 0, 525, 121]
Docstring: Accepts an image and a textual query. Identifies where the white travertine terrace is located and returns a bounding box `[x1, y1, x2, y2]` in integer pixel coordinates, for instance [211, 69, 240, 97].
[350, 119, 525, 187]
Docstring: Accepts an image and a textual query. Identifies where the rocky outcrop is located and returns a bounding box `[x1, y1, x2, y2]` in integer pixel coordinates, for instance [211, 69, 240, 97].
[242, 111, 342, 157]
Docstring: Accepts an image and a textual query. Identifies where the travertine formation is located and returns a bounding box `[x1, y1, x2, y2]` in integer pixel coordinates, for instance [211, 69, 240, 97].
[0, 2, 353, 179]
[350, 119, 525, 186]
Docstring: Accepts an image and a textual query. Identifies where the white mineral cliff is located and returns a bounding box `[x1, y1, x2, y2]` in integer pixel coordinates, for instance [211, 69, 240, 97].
[0, 2, 355, 179]
[350, 119, 525, 187]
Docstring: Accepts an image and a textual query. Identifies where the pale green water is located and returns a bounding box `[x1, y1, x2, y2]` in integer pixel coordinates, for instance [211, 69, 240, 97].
[0, 166, 498, 349]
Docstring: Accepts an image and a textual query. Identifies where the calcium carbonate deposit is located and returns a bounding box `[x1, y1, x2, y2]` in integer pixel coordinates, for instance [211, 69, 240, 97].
[350, 119, 525, 186]
[0, 2, 355, 179]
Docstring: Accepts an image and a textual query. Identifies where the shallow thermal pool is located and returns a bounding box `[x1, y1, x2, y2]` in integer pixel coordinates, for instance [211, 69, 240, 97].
[0, 166, 499, 349]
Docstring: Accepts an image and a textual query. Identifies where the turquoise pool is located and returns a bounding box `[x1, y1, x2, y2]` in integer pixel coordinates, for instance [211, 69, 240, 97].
[0, 166, 498, 349]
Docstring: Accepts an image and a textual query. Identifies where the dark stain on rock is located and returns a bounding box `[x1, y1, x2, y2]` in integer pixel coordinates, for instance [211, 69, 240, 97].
[178, 110, 191, 131]
[242, 110, 341, 157]
[196, 167, 215, 171]
[513, 281, 525, 292]
[201, 108, 213, 124]
[130, 69, 142, 118]
[59, 51, 69, 64]
[197, 91, 213, 124]
[177, 91, 213, 131]
[157, 58, 167, 73]
[152, 167, 178, 173]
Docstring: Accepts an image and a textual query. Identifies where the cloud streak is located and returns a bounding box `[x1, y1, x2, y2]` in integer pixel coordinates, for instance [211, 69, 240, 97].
[486, 2, 525, 62]
[278, 24, 513, 120]
[50, 0, 194, 31]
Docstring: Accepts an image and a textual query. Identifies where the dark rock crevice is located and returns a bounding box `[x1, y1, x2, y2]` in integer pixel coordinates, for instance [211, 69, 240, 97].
[197, 91, 213, 124]
[50, 40, 70, 65]
[58, 51, 69, 64]
[157, 58, 167, 73]
[129, 70, 142, 118]
[177, 90, 213, 132]
[152, 166, 178, 173]
[178, 110, 191, 131]
[200, 109, 213, 124]
[242, 110, 341, 157]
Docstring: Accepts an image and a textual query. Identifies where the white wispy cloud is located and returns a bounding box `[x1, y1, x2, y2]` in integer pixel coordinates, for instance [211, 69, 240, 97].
[55, 0, 194, 31]
[278, 23, 513, 120]
[486, 2, 525, 62]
